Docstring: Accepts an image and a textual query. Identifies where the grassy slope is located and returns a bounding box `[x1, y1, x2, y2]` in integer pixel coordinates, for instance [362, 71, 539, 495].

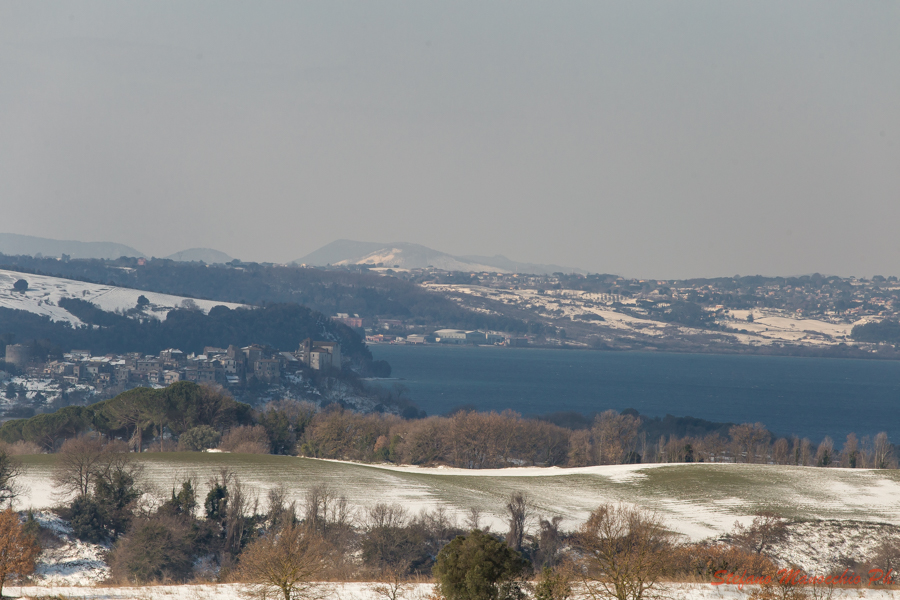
[17, 455, 900, 540]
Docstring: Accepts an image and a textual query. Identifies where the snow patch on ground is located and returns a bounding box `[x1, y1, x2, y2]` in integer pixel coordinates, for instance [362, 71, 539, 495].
[30, 511, 111, 586]
[772, 520, 900, 574]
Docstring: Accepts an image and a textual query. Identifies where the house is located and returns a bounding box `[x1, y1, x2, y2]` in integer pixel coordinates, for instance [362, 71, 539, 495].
[160, 349, 185, 365]
[243, 344, 265, 366]
[163, 371, 182, 385]
[298, 338, 342, 371]
[136, 358, 160, 373]
[254, 358, 280, 382]
[198, 366, 218, 383]
[279, 352, 300, 371]
[333, 314, 369, 328]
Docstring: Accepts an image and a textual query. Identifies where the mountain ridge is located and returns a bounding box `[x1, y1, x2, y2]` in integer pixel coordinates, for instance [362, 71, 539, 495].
[0, 233, 145, 260]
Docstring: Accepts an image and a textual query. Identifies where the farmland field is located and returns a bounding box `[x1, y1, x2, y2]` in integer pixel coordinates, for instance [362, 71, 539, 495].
[18, 454, 900, 540]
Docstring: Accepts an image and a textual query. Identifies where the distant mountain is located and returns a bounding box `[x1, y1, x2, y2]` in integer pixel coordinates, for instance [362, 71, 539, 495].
[0, 233, 144, 260]
[294, 240, 585, 275]
[165, 248, 234, 264]
[294, 240, 389, 266]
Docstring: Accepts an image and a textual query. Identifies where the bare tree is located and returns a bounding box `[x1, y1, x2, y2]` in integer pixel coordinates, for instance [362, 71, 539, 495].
[593, 411, 641, 465]
[219, 425, 271, 454]
[464, 506, 483, 532]
[370, 562, 415, 600]
[567, 430, 593, 467]
[576, 504, 674, 600]
[266, 485, 297, 533]
[0, 449, 24, 507]
[730, 512, 788, 556]
[700, 433, 727, 463]
[367, 503, 408, 531]
[772, 438, 790, 465]
[840, 433, 859, 468]
[52, 434, 131, 499]
[303, 484, 352, 541]
[225, 476, 258, 558]
[729, 423, 770, 464]
[815, 437, 834, 467]
[505, 492, 529, 552]
[873, 432, 895, 469]
[536, 516, 564, 569]
[240, 522, 327, 600]
[799, 438, 812, 466]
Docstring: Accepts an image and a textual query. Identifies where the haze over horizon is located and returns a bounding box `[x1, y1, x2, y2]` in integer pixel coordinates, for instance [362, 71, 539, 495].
[1, 2, 897, 279]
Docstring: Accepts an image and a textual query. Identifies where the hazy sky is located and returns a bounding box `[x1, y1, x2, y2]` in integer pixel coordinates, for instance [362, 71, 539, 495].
[1, 1, 897, 278]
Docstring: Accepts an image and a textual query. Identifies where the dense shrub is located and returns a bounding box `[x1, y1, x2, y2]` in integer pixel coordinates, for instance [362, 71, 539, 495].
[110, 514, 194, 583]
[177, 425, 221, 451]
[434, 529, 528, 600]
[68, 496, 107, 544]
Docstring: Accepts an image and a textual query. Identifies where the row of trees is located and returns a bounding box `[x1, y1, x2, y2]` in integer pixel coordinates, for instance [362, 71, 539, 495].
[296, 408, 897, 470]
[0, 382, 895, 471]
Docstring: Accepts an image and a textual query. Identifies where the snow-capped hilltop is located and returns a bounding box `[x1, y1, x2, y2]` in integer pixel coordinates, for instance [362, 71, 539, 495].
[294, 240, 585, 275]
[0, 269, 246, 326]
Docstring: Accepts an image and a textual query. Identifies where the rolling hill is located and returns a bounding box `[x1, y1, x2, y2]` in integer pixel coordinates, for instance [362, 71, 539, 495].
[165, 248, 235, 264]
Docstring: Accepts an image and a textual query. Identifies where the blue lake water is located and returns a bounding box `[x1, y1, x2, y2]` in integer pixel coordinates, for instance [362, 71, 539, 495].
[370, 345, 900, 441]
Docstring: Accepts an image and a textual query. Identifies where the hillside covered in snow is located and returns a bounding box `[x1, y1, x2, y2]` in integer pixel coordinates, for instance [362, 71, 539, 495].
[0, 269, 245, 326]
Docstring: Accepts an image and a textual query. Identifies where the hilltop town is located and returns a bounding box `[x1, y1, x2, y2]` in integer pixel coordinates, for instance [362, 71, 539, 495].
[0, 337, 383, 420]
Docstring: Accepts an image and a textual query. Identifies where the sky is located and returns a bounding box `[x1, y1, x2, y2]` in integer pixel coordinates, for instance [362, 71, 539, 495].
[0, 1, 898, 279]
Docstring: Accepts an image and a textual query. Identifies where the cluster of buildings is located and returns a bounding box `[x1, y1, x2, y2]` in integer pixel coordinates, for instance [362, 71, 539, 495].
[333, 313, 525, 346]
[365, 327, 527, 347]
[3, 338, 342, 392]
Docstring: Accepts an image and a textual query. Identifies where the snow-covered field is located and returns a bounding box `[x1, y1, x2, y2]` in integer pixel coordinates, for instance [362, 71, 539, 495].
[10, 457, 900, 595]
[0, 269, 246, 325]
[6, 581, 900, 599]
[16, 456, 900, 545]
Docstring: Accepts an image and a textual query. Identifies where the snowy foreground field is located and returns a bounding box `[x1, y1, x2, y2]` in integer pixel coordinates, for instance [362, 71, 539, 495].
[18, 454, 900, 541]
[12, 455, 900, 597]
[5, 582, 900, 600]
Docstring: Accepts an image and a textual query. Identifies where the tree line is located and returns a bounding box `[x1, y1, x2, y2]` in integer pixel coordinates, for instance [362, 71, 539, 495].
[0, 382, 894, 472]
